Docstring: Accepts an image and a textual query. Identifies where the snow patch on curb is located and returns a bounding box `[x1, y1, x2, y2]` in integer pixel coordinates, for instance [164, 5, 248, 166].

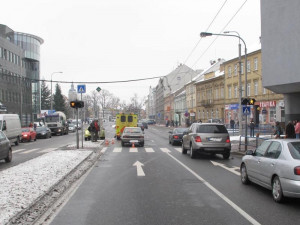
[0, 150, 92, 225]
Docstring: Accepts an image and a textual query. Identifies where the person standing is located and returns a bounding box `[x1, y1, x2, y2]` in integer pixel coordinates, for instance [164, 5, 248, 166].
[274, 121, 283, 139]
[295, 120, 300, 139]
[93, 120, 100, 142]
[285, 121, 296, 139]
[230, 119, 235, 130]
[249, 119, 255, 137]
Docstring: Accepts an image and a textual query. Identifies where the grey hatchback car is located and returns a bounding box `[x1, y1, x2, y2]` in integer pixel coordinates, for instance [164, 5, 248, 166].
[121, 127, 144, 147]
[182, 123, 231, 159]
[0, 130, 12, 163]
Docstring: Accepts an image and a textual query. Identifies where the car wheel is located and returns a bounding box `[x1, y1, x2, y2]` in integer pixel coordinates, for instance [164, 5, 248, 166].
[34, 136, 37, 141]
[140, 142, 144, 147]
[240, 163, 250, 185]
[15, 136, 19, 146]
[171, 140, 175, 146]
[272, 176, 284, 203]
[190, 144, 196, 159]
[5, 148, 12, 163]
[29, 136, 31, 142]
[182, 142, 187, 154]
[121, 141, 125, 147]
[223, 151, 230, 159]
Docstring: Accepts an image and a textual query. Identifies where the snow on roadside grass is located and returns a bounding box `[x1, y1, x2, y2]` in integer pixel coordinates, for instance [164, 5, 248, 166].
[0, 150, 92, 225]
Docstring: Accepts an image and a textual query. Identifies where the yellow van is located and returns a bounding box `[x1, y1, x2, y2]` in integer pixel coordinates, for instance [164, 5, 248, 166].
[115, 113, 138, 139]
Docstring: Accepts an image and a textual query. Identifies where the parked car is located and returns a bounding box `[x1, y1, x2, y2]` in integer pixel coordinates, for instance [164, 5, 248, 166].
[147, 119, 156, 125]
[182, 123, 231, 159]
[0, 130, 12, 163]
[240, 139, 300, 203]
[21, 127, 37, 142]
[0, 114, 22, 146]
[121, 127, 144, 147]
[169, 128, 188, 145]
[142, 122, 148, 129]
[137, 122, 145, 131]
[84, 126, 105, 141]
[68, 124, 76, 132]
[36, 126, 52, 139]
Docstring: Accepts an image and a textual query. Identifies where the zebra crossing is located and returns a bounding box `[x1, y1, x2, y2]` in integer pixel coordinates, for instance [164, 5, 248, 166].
[103, 147, 182, 153]
[13, 148, 57, 154]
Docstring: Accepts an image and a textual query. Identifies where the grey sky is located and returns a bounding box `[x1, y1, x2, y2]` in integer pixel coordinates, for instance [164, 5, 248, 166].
[1, 0, 261, 103]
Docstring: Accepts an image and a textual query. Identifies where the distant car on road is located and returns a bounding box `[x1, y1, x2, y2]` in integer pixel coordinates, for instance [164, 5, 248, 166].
[36, 126, 52, 139]
[0, 130, 12, 163]
[21, 127, 37, 142]
[147, 119, 156, 125]
[137, 122, 145, 131]
[68, 124, 76, 133]
[142, 122, 148, 129]
[240, 139, 300, 203]
[121, 127, 144, 147]
[169, 128, 188, 145]
[182, 123, 231, 159]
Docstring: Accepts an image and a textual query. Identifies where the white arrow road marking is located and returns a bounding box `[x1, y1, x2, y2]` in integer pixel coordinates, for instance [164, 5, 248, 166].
[160, 148, 171, 153]
[133, 161, 145, 176]
[163, 152, 260, 225]
[210, 161, 240, 176]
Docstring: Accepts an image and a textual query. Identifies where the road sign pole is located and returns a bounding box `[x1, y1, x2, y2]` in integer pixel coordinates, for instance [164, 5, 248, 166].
[81, 93, 83, 148]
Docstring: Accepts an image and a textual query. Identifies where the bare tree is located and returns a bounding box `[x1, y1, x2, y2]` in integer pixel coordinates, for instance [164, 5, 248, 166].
[98, 89, 113, 119]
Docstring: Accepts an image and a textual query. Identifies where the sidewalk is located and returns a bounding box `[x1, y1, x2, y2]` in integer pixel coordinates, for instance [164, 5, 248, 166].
[0, 140, 104, 225]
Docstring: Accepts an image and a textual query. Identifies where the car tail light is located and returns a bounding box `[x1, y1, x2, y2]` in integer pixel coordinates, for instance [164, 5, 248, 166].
[195, 136, 202, 142]
[226, 136, 230, 143]
[173, 135, 179, 139]
[294, 166, 300, 175]
[123, 135, 129, 138]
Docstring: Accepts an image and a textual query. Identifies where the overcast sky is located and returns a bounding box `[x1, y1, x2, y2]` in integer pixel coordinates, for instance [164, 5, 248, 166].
[1, 0, 261, 103]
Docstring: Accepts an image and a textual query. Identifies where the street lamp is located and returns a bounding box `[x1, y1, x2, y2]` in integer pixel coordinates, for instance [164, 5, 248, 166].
[200, 32, 248, 150]
[50, 71, 63, 112]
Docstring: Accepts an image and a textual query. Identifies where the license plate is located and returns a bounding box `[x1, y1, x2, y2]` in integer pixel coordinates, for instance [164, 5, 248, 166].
[207, 137, 222, 142]
[130, 140, 139, 143]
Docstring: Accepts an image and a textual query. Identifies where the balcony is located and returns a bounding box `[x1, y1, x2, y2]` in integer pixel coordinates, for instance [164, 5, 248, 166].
[201, 99, 213, 107]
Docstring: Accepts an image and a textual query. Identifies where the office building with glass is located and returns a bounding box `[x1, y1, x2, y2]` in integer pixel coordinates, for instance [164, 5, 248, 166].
[0, 24, 43, 126]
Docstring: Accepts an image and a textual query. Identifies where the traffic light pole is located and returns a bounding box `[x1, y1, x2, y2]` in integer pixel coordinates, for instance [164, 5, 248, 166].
[76, 108, 79, 149]
[244, 47, 248, 152]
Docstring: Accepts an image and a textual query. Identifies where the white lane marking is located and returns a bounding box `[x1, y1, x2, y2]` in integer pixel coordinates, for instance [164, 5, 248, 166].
[165, 153, 261, 225]
[174, 148, 181, 153]
[113, 147, 122, 153]
[19, 148, 40, 154]
[160, 148, 171, 153]
[130, 148, 138, 153]
[101, 147, 107, 153]
[39, 148, 56, 153]
[211, 161, 241, 176]
[151, 140, 155, 142]
[133, 161, 145, 176]
[145, 148, 155, 153]
[13, 149, 26, 153]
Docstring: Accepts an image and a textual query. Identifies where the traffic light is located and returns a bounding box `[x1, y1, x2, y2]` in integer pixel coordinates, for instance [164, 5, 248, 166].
[249, 98, 256, 105]
[70, 101, 84, 108]
[241, 98, 249, 105]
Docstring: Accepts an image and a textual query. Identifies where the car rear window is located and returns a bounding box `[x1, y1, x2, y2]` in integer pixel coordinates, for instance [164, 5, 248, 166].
[196, 125, 228, 133]
[124, 128, 141, 133]
[174, 128, 187, 134]
[288, 142, 300, 160]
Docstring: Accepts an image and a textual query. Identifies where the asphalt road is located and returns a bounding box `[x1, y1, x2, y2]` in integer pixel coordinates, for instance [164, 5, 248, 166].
[49, 123, 300, 225]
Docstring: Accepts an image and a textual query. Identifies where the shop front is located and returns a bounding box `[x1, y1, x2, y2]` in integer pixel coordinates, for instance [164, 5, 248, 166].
[224, 103, 239, 125]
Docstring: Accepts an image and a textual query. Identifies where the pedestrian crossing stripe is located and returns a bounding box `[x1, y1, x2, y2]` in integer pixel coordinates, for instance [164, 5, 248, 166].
[19, 148, 40, 154]
[15, 148, 57, 154]
[174, 148, 181, 153]
[129, 148, 138, 153]
[113, 147, 122, 153]
[145, 148, 155, 153]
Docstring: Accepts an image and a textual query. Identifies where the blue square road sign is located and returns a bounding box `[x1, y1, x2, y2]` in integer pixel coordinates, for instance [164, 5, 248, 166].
[77, 84, 86, 93]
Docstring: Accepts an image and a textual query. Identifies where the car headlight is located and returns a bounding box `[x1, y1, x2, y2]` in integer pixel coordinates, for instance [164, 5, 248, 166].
[23, 134, 28, 137]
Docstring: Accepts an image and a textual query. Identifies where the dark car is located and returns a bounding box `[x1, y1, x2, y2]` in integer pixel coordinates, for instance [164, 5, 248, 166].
[169, 128, 188, 145]
[36, 126, 52, 139]
[0, 130, 12, 163]
[147, 119, 156, 125]
[142, 122, 148, 129]
[137, 123, 145, 131]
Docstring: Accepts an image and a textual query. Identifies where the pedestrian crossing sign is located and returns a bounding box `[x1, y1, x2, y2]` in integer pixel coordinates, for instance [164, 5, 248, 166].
[77, 84, 86, 93]
[243, 106, 251, 115]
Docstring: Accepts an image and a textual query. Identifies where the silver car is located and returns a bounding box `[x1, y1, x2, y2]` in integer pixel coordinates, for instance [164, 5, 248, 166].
[240, 139, 300, 203]
[0, 130, 12, 163]
[121, 127, 144, 147]
[182, 123, 231, 159]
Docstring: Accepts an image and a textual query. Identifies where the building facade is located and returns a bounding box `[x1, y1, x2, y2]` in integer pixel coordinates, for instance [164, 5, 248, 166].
[0, 24, 43, 125]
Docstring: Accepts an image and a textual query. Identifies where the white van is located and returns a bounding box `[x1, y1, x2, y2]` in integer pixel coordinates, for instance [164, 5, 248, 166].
[0, 114, 22, 145]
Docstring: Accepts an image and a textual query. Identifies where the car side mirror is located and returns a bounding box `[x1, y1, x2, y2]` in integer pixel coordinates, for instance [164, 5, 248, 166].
[246, 150, 254, 155]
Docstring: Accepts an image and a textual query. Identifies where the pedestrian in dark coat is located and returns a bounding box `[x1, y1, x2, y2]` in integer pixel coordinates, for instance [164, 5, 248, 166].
[249, 119, 255, 137]
[285, 121, 296, 139]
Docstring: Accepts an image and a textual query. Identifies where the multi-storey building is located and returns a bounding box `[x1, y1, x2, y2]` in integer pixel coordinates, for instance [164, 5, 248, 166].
[174, 86, 186, 126]
[0, 24, 43, 125]
[195, 60, 225, 123]
[223, 48, 283, 125]
[147, 86, 156, 120]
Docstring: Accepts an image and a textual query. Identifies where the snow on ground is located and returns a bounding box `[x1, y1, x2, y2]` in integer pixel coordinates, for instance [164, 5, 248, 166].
[0, 150, 92, 225]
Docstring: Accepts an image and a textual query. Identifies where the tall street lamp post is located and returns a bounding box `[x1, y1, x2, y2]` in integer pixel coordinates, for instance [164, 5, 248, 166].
[50, 71, 63, 113]
[200, 32, 248, 150]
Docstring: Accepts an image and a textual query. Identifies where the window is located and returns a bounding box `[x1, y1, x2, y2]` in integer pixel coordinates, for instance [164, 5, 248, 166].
[247, 83, 251, 96]
[121, 116, 126, 122]
[263, 87, 266, 95]
[228, 66, 232, 77]
[254, 81, 258, 95]
[247, 60, 251, 73]
[234, 85, 238, 98]
[211, 109, 213, 119]
[215, 88, 218, 99]
[216, 109, 219, 119]
[241, 85, 245, 97]
[234, 64, 238, 76]
[265, 141, 282, 159]
[221, 87, 224, 98]
[288, 142, 300, 159]
[254, 57, 258, 70]
[228, 86, 232, 99]
[241, 62, 244, 74]
[196, 124, 228, 133]
[255, 141, 271, 156]
[202, 110, 205, 119]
